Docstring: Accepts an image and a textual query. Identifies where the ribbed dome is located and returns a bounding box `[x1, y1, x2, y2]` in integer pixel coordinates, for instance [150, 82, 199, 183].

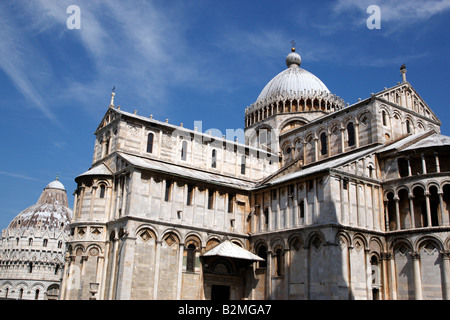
[256, 66, 330, 104]
[7, 179, 72, 231]
[256, 49, 330, 104]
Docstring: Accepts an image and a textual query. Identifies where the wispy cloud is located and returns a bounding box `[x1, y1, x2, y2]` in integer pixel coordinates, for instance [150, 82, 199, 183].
[0, 171, 38, 181]
[0, 3, 57, 122]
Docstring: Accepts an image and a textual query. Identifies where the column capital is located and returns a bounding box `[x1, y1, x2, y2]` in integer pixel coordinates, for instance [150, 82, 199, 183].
[409, 251, 420, 260]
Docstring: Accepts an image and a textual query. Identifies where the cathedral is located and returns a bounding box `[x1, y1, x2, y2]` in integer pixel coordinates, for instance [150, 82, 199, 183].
[60, 45, 450, 300]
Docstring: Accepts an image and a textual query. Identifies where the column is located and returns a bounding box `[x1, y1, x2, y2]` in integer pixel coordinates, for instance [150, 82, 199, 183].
[394, 196, 400, 230]
[276, 188, 281, 229]
[314, 137, 319, 162]
[407, 157, 412, 176]
[384, 200, 390, 231]
[411, 252, 422, 300]
[438, 191, 445, 226]
[424, 191, 432, 226]
[355, 123, 360, 148]
[389, 253, 397, 300]
[409, 193, 416, 228]
[441, 251, 450, 300]
[421, 153, 427, 174]
[340, 127, 346, 153]
[266, 250, 272, 299]
[153, 240, 162, 300]
[380, 253, 390, 300]
[176, 243, 184, 299]
[435, 152, 441, 173]
[293, 183, 299, 227]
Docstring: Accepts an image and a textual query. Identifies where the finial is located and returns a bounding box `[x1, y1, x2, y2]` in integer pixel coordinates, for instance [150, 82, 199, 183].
[400, 64, 407, 82]
[286, 41, 301, 68]
[56, 173, 59, 181]
[110, 86, 116, 107]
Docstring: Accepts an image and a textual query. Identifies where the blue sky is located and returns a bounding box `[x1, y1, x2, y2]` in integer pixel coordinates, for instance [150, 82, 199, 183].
[1, 0, 450, 230]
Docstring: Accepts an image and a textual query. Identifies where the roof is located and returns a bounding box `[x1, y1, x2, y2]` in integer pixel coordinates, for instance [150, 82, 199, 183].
[118, 152, 255, 190]
[76, 163, 113, 179]
[402, 133, 450, 151]
[256, 65, 330, 104]
[264, 145, 382, 186]
[46, 179, 65, 191]
[203, 240, 264, 261]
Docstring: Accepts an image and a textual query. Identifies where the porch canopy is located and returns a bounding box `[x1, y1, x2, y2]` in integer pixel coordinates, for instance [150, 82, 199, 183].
[203, 240, 264, 262]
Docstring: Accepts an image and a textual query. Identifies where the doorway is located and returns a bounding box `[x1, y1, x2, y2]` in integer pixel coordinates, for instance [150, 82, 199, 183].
[211, 285, 230, 300]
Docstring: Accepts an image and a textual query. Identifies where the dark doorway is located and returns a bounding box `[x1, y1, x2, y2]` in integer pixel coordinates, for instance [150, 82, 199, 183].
[211, 285, 230, 300]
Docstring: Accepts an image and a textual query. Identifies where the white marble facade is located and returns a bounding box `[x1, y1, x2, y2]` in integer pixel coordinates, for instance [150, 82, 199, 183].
[61, 47, 450, 300]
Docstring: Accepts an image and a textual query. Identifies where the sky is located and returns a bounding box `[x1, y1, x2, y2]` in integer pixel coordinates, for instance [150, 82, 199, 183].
[0, 0, 450, 230]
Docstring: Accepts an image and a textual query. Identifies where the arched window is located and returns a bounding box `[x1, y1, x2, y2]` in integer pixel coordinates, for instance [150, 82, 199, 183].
[19, 288, 24, 299]
[186, 244, 196, 272]
[241, 155, 246, 175]
[257, 244, 267, 268]
[98, 184, 106, 198]
[347, 122, 355, 147]
[299, 200, 305, 219]
[406, 120, 411, 134]
[320, 132, 327, 155]
[58, 240, 63, 249]
[211, 149, 217, 168]
[382, 111, 387, 126]
[28, 238, 33, 246]
[34, 289, 40, 300]
[181, 141, 188, 161]
[147, 133, 154, 153]
[29, 262, 33, 273]
[274, 248, 284, 276]
[43, 239, 48, 247]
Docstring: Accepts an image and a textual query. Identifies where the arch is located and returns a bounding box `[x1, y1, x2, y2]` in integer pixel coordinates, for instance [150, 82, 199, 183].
[306, 231, 326, 250]
[389, 237, 413, 252]
[352, 233, 368, 250]
[347, 122, 355, 147]
[161, 229, 181, 244]
[270, 236, 285, 251]
[279, 118, 308, 134]
[415, 235, 444, 252]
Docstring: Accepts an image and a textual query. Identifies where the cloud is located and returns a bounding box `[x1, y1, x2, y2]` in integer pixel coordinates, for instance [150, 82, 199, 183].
[0, 3, 57, 122]
[0, 171, 38, 181]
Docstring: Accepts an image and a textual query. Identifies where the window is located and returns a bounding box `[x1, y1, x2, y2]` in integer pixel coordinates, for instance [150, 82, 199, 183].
[99, 185, 106, 198]
[299, 200, 305, 219]
[320, 132, 328, 156]
[406, 120, 411, 134]
[181, 141, 188, 161]
[187, 185, 193, 206]
[240, 155, 246, 175]
[208, 189, 214, 210]
[263, 208, 269, 227]
[211, 149, 217, 168]
[164, 180, 172, 202]
[28, 238, 33, 246]
[274, 248, 284, 276]
[186, 244, 196, 272]
[35, 289, 40, 300]
[43, 239, 48, 247]
[347, 122, 355, 147]
[382, 111, 387, 126]
[147, 133, 154, 153]
[29, 262, 33, 273]
[257, 245, 267, 268]
[58, 241, 63, 249]
[228, 193, 235, 213]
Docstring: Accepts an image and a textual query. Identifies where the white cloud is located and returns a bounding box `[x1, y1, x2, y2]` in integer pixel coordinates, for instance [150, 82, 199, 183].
[0, 3, 57, 122]
[0, 171, 38, 181]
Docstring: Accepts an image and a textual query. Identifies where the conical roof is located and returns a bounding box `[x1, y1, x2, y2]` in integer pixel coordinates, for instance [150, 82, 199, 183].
[7, 179, 72, 231]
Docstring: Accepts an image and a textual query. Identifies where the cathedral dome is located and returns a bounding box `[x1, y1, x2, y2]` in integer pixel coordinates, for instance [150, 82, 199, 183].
[256, 48, 330, 104]
[6, 179, 72, 231]
[245, 45, 345, 128]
